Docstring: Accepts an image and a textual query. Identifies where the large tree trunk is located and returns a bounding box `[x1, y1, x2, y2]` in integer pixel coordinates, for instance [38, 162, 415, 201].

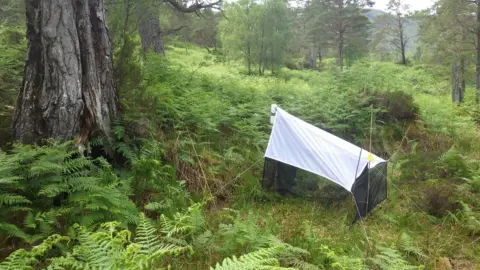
[259, 19, 265, 75]
[338, 31, 344, 70]
[452, 56, 465, 104]
[318, 47, 322, 67]
[247, 43, 251, 75]
[12, 0, 117, 144]
[304, 44, 317, 70]
[399, 32, 406, 65]
[398, 14, 406, 65]
[452, 59, 462, 104]
[137, 3, 165, 55]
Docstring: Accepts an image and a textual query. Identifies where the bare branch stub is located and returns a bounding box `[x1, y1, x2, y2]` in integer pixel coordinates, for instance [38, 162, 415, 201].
[162, 25, 187, 35]
[164, 0, 222, 13]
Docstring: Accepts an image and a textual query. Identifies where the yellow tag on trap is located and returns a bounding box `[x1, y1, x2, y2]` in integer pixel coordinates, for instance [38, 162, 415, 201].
[367, 153, 374, 162]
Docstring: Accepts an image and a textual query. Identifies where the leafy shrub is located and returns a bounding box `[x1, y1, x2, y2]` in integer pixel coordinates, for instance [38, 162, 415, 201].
[458, 174, 480, 195]
[435, 148, 472, 179]
[397, 152, 441, 182]
[423, 181, 461, 218]
[447, 202, 480, 236]
[365, 90, 419, 122]
[285, 59, 300, 70]
[131, 153, 190, 216]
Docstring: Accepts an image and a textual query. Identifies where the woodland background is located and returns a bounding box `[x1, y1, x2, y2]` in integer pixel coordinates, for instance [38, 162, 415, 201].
[0, 0, 480, 269]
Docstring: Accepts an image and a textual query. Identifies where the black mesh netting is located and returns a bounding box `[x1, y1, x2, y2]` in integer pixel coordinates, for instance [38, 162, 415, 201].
[262, 158, 388, 221]
[262, 157, 297, 195]
[352, 162, 388, 221]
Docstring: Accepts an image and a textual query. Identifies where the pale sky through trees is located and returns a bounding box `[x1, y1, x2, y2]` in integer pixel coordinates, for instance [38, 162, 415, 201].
[373, 0, 434, 11]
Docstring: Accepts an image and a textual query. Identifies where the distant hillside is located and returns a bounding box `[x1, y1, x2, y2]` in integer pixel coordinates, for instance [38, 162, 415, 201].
[364, 9, 419, 53]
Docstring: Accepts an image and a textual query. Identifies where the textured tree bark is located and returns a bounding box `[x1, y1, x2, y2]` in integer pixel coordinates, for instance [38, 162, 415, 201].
[137, 4, 165, 55]
[398, 14, 406, 65]
[337, 0, 344, 70]
[452, 59, 461, 104]
[304, 44, 317, 70]
[258, 20, 265, 75]
[318, 47, 322, 67]
[12, 0, 117, 144]
[338, 31, 344, 70]
[247, 43, 252, 75]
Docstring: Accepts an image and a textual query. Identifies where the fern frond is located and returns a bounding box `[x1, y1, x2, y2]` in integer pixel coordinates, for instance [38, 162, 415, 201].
[211, 246, 294, 270]
[193, 230, 213, 249]
[133, 213, 191, 267]
[23, 212, 36, 229]
[31, 234, 70, 256]
[113, 123, 126, 140]
[28, 162, 64, 178]
[139, 140, 164, 160]
[38, 183, 69, 198]
[0, 234, 68, 270]
[135, 213, 163, 254]
[278, 244, 314, 269]
[396, 232, 425, 259]
[67, 177, 104, 193]
[145, 200, 172, 211]
[159, 203, 206, 238]
[0, 194, 31, 206]
[4, 206, 32, 213]
[0, 222, 29, 241]
[160, 214, 194, 238]
[88, 137, 106, 148]
[62, 158, 94, 175]
[116, 142, 137, 161]
[370, 246, 423, 270]
[0, 250, 36, 270]
[0, 176, 23, 185]
[67, 223, 124, 269]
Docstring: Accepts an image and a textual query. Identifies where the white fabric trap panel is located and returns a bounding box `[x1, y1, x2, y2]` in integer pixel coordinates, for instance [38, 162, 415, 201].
[265, 107, 385, 192]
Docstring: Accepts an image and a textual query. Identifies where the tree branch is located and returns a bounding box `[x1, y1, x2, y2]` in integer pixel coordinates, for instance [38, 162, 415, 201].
[456, 16, 476, 34]
[164, 0, 221, 13]
[162, 25, 187, 35]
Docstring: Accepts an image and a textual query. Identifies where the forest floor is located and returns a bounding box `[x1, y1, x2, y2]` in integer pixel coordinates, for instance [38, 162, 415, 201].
[2, 42, 480, 270]
[155, 45, 480, 269]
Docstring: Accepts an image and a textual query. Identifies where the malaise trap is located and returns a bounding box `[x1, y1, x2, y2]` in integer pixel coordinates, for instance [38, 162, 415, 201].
[262, 106, 388, 221]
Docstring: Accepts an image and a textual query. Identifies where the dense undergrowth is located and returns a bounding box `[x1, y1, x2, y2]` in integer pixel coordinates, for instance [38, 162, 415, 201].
[1, 42, 480, 269]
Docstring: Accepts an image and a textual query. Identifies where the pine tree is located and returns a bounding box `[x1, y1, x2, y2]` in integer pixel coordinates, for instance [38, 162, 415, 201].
[307, 0, 371, 69]
[373, 0, 412, 65]
[418, 0, 475, 103]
